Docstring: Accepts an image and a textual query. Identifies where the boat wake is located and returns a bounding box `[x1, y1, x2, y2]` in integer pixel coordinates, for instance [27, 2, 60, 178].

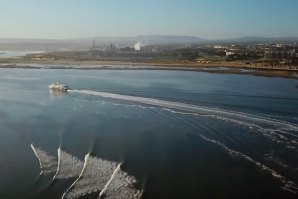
[70, 90, 297, 128]
[69, 89, 298, 194]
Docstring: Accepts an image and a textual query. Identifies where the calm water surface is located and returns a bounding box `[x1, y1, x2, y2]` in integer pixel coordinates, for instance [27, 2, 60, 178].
[0, 68, 298, 199]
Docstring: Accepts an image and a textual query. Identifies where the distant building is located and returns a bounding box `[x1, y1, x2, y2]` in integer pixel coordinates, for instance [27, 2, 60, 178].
[225, 51, 235, 56]
[213, 45, 226, 49]
[90, 37, 96, 51]
[106, 43, 117, 52]
[275, 43, 284, 48]
[264, 50, 296, 60]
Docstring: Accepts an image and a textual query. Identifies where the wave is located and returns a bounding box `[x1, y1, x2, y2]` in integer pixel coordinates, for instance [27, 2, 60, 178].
[53, 149, 84, 180]
[30, 145, 141, 199]
[63, 155, 117, 198]
[53, 148, 61, 179]
[99, 163, 122, 198]
[30, 144, 57, 175]
[99, 164, 143, 199]
[61, 154, 89, 199]
[62, 156, 141, 199]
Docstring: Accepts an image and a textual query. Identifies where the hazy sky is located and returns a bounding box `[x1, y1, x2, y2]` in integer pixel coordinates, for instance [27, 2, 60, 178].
[1, 0, 298, 39]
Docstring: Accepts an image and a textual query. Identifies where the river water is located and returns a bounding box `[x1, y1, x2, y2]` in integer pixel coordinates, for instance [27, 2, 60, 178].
[0, 68, 297, 199]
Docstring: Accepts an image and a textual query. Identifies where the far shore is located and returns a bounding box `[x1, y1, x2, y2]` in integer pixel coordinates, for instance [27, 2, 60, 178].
[0, 58, 298, 79]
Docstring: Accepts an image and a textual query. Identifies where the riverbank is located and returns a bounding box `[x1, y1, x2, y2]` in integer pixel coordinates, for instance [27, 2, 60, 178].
[1, 58, 298, 79]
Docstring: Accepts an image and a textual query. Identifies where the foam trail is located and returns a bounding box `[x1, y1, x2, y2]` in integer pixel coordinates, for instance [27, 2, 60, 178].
[61, 154, 90, 199]
[197, 134, 298, 194]
[53, 148, 61, 179]
[70, 90, 298, 133]
[30, 144, 57, 175]
[31, 144, 43, 174]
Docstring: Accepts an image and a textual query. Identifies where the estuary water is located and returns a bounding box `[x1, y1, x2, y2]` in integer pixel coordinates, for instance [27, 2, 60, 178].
[0, 68, 298, 199]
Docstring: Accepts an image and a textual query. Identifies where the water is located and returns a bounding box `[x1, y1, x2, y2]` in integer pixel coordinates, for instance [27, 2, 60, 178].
[0, 50, 44, 58]
[0, 68, 298, 199]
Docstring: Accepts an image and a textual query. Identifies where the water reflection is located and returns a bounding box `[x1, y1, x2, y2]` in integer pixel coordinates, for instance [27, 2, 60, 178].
[49, 89, 66, 97]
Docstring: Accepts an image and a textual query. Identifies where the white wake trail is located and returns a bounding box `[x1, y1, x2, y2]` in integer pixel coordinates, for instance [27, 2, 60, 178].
[70, 89, 298, 135]
[53, 147, 61, 179]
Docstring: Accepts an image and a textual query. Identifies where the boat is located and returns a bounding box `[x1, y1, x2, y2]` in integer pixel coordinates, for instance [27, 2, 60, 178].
[48, 82, 70, 91]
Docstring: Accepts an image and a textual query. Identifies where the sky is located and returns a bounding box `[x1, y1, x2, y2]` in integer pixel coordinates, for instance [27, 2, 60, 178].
[0, 0, 298, 39]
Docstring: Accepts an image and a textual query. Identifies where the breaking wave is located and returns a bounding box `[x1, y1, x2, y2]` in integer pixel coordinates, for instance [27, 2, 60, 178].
[30, 144, 57, 175]
[53, 149, 84, 180]
[61, 154, 89, 199]
[30, 146, 141, 199]
[99, 164, 143, 199]
[63, 155, 118, 198]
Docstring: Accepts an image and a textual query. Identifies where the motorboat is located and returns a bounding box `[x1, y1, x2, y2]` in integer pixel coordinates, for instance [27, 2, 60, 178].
[48, 82, 70, 91]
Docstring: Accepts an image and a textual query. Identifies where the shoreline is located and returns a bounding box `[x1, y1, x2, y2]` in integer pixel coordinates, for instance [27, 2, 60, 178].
[0, 59, 298, 79]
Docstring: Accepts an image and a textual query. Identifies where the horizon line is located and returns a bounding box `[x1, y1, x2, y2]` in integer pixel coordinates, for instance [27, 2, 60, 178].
[1, 34, 298, 41]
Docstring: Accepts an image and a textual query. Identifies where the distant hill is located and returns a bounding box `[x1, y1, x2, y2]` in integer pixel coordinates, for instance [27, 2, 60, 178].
[134, 35, 206, 45]
[85, 35, 206, 46]
[0, 35, 206, 50]
[222, 36, 298, 43]
[0, 35, 297, 50]
[0, 38, 88, 51]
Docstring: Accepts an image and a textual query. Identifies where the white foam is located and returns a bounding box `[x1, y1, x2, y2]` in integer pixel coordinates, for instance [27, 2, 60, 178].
[53, 148, 61, 179]
[79, 97, 158, 113]
[30, 144, 57, 175]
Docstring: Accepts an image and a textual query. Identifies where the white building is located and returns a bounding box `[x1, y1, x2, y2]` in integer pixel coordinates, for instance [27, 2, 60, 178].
[225, 51, 235, 56]
[214, 45, 225, 49]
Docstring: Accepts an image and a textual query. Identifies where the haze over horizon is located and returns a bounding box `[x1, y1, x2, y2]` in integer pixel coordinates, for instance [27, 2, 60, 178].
[1, 0, 298, 40]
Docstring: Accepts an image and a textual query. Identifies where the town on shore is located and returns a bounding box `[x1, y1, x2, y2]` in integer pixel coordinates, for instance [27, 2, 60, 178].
[1, 36, 298, 78]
